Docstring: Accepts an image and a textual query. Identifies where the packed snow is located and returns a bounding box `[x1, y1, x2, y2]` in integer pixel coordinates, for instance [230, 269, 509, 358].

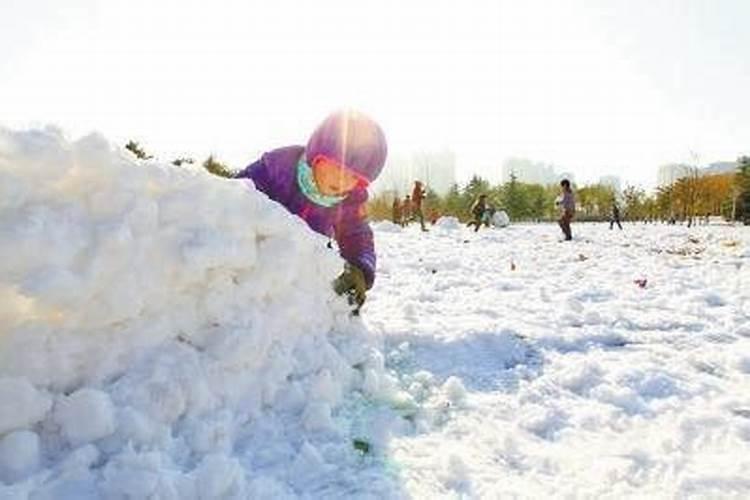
[491, 210, 510, 228]
[1, 126, 749, 498]
[0, 127, 400, 498]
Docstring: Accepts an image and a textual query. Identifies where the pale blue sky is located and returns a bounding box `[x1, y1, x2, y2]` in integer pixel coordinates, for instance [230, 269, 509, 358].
[1, 0, 748, 187]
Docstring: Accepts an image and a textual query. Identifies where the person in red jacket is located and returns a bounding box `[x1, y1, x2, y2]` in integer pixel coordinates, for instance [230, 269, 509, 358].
[411, 180, 428, 232]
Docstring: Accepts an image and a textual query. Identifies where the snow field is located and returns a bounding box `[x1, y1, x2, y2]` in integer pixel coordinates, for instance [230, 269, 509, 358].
[368, 221, 750, 498]
[2, 125, 749, 498]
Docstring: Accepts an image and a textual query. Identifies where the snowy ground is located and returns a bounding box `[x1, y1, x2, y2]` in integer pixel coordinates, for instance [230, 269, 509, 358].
[365, 220, 750, 498]
[1, 127, 750, 499]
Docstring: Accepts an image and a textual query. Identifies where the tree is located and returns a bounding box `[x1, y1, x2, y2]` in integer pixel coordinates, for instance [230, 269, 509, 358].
[202, 155, 234, 178]
[684, 166, 701, 227]
[172, 157, 195, 167]
[737, 156, 750, 224]
[738, 156, 750, 193]
[668, 167, 701, 226]
[696, 173, 733, 217]
[623, 185, 646, 221]
[125, 141, 153, 160]
[577, 183, 615, 220]
[501, 173, 528, 220]
[463, 175, 490, 200]
[366, 191, 393, 221]
[655, 184, 674, 221]
[525, 183, 549, 221]
[443, 183, 464, 219]
[424, 187, 442, 215]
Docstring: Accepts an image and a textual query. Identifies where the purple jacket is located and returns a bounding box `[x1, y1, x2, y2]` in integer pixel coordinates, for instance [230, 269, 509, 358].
[236, 146, 376, 288]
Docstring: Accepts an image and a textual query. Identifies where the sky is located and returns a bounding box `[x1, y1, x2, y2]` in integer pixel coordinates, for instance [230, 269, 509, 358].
[1, 0, 749, 188]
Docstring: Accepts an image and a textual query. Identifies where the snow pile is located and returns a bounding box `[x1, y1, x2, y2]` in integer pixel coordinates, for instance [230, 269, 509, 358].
[0, 127, 393, 497]
[491, 210, 510, 228]
[434, 216, 461, 230]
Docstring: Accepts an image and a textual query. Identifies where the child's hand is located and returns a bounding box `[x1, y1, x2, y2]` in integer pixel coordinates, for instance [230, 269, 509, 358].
[333, 264, 367, 307]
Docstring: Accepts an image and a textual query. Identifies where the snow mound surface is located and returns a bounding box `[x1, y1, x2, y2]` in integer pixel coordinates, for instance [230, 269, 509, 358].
[435, 216, 461, 230]
[491, 210, 510, 228]
[0, 127, 389, 497]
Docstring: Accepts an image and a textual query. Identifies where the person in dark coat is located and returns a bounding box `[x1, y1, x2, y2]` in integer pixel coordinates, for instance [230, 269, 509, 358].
[610, 201, 623, 230]
[411, 180, 428, 231]
[556, 179, 575, 241]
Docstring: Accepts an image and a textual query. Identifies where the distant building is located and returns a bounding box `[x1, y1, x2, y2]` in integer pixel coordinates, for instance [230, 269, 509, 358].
[502, 158, 567, 185]
[703, 161, 737, 175]
[657, 161, 735, 186]
[373, 149, 456, 196]
[410, 150, 457, 195]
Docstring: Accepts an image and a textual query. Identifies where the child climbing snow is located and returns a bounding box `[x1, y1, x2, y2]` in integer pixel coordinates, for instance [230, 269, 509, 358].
[235, 110, 387, 309]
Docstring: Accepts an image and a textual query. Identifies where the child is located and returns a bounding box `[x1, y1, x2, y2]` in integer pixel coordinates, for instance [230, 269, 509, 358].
[557, 179, 575, 241]
[411, 180, 428, 231]
[467, 194, 489, 232]
[235, 110, 387, 308]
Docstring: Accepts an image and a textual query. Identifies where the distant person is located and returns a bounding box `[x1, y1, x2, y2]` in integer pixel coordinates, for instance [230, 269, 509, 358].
[392, 197, 402, 226]
[556, 179, 575, 241]
[402, 195, 412, 225]
[610, 201, 623, 230]
[411, 180, 428, 231]
[467, 194, 489, 232]
[234, 110, 387, 310]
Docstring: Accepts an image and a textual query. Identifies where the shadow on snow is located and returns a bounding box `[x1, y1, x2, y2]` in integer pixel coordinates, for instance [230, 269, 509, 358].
[385, 330, 543, 393]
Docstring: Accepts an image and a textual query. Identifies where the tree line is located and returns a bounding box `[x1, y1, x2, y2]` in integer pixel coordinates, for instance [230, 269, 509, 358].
[124, 141, 234, 178]
[368, 156, 750, 225]
[122, 141, 750, 225]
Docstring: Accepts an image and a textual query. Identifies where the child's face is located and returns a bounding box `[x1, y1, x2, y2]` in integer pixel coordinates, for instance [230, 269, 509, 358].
[312, 155, 364, 196]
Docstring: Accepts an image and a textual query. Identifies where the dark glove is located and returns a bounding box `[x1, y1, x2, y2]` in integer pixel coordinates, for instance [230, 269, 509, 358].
[333, 264, 367, 309]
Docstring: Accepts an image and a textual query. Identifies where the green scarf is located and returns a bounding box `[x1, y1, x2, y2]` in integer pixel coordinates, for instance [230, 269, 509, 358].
[296, 158, 346, 207]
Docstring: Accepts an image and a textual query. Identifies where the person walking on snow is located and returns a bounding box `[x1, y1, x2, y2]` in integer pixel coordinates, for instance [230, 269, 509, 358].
[411, 180, 428, 231]
[610, 201, 623, 230]
[557, 179, 575, 241]
[235, 110, 387, 310]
